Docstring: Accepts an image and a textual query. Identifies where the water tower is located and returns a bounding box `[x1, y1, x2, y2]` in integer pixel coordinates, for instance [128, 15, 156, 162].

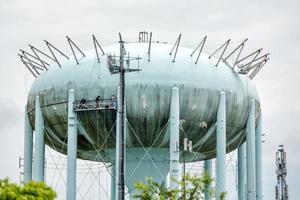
[19, 32, 268, 200]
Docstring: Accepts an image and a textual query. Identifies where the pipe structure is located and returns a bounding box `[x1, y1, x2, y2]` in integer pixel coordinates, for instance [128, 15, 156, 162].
[66, 89, 78, 200]
[238, 143, 246, 200]
[24, 105, 33, 182]
[246, 99, 256, 200]
[33, 96, 45, 182]
[216, 91, 226, 199]
[169, 87, 180, 189]
[204, 160, 212, 200]
[256, 114, 263, 200]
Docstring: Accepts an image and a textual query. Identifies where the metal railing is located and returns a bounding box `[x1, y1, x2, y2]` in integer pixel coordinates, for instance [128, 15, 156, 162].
[73, 98, 117, 112]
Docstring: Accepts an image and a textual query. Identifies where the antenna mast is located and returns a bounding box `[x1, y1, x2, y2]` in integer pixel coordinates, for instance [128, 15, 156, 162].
[275, 145, 289, 200]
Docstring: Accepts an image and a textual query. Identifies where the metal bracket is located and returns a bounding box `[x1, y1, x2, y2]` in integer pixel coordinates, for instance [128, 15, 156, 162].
[139, 31, 149, 42]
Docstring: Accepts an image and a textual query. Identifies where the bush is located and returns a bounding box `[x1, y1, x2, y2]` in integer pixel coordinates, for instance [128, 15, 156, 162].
[134, 172, 226, 200]
[0, 179, 56, 200]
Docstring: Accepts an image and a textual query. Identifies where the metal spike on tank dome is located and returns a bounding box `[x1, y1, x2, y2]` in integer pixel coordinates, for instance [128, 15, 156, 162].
[18, 53, 46, 71]
[223, 38, 248, 69]
[18, 54, 43, 77]
[66, 35, 85, 65]
[147, 32, 152, 61]
[190, 35, 207, 64]
[20, 49, 49, 69]
[92, 34, 105, 63]
[208, 39, 231, 67]
[44, 39, 70, 67]
[169, 33, 182, 62]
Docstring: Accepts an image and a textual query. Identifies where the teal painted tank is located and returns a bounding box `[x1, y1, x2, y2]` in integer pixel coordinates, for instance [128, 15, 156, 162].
[27, 42, 260, 163]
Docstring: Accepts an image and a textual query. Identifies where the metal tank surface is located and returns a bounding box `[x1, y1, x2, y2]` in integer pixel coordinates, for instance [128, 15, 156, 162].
[25, 40, 261, 195]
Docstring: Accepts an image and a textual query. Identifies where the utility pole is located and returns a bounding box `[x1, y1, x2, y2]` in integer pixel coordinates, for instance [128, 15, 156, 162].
[118, 33, 126, 200]
[105, 33, 141, 200]
[275, 145, 288, 200]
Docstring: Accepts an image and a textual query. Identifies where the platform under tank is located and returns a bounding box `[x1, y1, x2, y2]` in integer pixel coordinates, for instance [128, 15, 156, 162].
[26, 42, 260, 193]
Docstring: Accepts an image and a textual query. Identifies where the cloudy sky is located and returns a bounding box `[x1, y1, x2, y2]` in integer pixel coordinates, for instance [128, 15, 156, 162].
[0, 0, 299, 199]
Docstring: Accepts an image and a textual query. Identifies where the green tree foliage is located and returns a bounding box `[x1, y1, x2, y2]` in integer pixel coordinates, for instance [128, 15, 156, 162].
[0, 179, 56, 200]
[134, 173, 226, 200]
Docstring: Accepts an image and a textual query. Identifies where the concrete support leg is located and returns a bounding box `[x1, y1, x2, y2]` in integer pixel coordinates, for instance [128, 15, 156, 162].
[204, 160, 212, 200]
[256, 114, 263, 200]
[111, 164, 116, 200]
[33, 96, 45, 182]
[216, 91, 226, 199]
[24, 105, 33, 183]
[238, 143, 246, 200]
[169, 87, 180, 189]
[246, 99, 256, 200]
[66, 89, 78, 200]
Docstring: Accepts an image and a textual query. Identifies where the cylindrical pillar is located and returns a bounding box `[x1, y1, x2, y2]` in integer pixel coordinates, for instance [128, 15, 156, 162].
[204, 160, 212, 200]
[169, 87, 180, 189]
[216, 91, 226, 199]
[238, 142, 246, 200]
[33, 96, 45, 182]
[66, 89, 78, 200]
[24, 105, 33, 183]
[256, 114, 263, 200]
[246, 99, 256, 200]
[111, 164, 116, 200]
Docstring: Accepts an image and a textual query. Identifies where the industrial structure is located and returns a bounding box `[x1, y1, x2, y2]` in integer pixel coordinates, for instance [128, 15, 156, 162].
[275, 145, 288, 200]
[19, 32, 269, 200]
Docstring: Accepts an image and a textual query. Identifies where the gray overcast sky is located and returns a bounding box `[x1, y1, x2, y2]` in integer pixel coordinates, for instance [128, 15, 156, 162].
[0, 0, 299, 199]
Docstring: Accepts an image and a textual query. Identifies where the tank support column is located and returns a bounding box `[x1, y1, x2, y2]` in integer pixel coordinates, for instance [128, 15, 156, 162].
[33, 96, 45, 182]
[238, 142, 246, 200]
[66, 89, 78, 200]
[216, 91, 226, 199]
[204, 159, 212, 200]
[169, 87, 180, 189]
[246, 99, 256, 200]
[24, 105, 33, 182]
[256, 114, 263, 200]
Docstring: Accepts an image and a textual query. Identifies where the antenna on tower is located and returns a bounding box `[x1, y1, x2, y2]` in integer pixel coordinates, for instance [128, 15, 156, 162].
[209, 39, 231, 67]
[275, 145, 289, 200]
